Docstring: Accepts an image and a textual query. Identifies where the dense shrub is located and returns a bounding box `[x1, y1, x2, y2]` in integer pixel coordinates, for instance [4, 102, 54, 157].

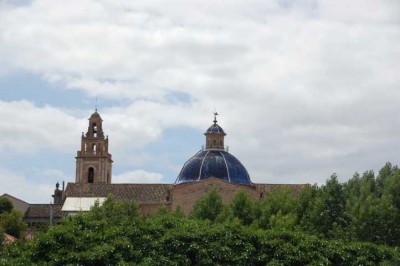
[1, 197, 399, 265]
[2, 162, 400, 264]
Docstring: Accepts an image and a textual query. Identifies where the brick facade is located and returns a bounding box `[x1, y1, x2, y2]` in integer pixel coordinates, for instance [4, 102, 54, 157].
[170, 177, 260, 214]
[63, 178, 307, 216]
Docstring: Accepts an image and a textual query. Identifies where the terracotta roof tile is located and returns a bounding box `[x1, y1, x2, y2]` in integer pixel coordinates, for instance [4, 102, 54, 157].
[3, 233, 17, 245]
[64, 183, 172, 203]
[24, 204, 63, 218]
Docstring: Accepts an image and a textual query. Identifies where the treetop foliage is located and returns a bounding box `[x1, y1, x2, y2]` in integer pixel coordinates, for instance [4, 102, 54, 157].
[0, 198, 13, 214]
[0, 198, 26, 239]
[2, 195, 399, 265]
[1, 162, 400, 264]
[190, 163, 400, 246]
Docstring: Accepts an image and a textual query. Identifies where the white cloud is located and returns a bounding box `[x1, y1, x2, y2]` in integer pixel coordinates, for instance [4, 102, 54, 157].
[0, 0, 399, 192]
[0, 168, 55, 203]
[0, 101, 84, 154]
[33, 168, 69, 180]
[113, 170, 163, 183]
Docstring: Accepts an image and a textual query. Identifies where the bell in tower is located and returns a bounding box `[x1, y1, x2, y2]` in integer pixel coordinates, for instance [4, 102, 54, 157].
[75, 109, 113, 184]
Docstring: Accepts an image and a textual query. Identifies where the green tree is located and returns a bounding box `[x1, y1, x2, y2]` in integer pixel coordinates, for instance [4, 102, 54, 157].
[299, 191, 324, 235]
[378, 164, 400, 245]
[320, 174, 348, 237]
[0, 210, 27, 238]
[376, 162, 396, 196]
[2, 193, 400, 265]
[300, 175, 349, 238]
[89, 195, 140, 223]
[173, 205, 185, 218]
[0, 227, 4, 247]
[269, 211, 297, 230]
[215, 205, 235, 223]
[190, 187, 223, 222]
[0, 198, 13, 214]
[2, 207, 400, 265]
[296, 184, 318, 224]
[359, 170, 377, 199]
[22, 197, 141, 265]
[257, 186, 298, 229]
[343, 164, 400, 246]
[343, 172, 362, 241]
[343, 172, 361, 200]
[230, 190, 254, 225]
[382, 168, 400, 209]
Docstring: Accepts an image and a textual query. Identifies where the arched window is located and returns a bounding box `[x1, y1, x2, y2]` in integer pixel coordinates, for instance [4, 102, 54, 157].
[88, 167, 94, 183]
[92, 144, 97, 154]
[213, 140, 217, 146]
[93, 123, 98, 137]
[219, 140, 223, 146]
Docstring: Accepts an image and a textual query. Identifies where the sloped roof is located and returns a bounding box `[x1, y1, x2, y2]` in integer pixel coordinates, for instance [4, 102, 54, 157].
[3, 233, 17, 245]
[0, 193, 30, 214]
[64, 183, 172, 204]
[62, 197, 106, 212]
[25, 204, 63, 219]
[0, 193, 29, 205]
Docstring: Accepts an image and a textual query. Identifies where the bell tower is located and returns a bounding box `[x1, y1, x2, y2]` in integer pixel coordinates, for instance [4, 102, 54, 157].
[75, 109, 113, 184]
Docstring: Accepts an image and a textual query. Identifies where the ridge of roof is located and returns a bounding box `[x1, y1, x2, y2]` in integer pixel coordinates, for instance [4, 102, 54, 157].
[1, 193, 30, 204]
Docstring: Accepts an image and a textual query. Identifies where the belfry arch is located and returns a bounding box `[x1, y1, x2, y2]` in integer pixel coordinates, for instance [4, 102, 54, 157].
[88, 167, 94, 183]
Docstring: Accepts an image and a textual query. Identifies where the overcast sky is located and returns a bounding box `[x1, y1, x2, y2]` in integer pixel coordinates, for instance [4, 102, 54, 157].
[0, 0, 399, 203]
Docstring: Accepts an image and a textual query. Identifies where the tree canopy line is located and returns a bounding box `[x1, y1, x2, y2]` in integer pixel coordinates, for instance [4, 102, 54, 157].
[1, 162, 400, 265]
[0, 198, 26, 241]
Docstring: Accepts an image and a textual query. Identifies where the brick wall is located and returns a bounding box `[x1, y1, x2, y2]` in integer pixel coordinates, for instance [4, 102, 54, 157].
[170, 178, 261, 215]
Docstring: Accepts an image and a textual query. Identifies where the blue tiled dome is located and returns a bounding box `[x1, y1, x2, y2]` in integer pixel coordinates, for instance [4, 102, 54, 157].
[175, 150, 252, 185]
[205, 124, 226, 135]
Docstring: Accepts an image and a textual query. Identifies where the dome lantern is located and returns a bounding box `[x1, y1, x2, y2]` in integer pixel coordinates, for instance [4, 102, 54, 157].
[204, 112, 226, 150]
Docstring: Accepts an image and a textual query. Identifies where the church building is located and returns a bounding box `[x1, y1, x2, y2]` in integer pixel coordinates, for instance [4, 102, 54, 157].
[1, 109, 306, 227]
[59, 110, 306, 215]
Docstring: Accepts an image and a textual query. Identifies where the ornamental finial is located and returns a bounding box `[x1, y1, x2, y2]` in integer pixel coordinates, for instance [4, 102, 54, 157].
[213, 112, 218, 124]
